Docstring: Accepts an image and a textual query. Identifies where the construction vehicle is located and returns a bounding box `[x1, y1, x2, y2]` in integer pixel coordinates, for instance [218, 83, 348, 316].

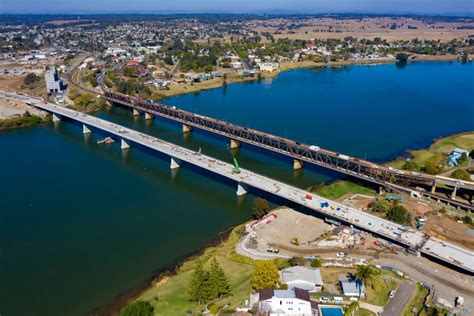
[290, 237, 300, 246]
[416, 216, 426, 231]
[386, 195, 404, 203]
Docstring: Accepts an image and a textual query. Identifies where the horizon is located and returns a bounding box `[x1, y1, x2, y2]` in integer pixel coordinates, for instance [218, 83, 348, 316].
[1, 0, 474, 16]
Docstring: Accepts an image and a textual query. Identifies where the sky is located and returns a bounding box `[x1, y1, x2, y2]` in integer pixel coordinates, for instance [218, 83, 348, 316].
[1, 0, 473, 15]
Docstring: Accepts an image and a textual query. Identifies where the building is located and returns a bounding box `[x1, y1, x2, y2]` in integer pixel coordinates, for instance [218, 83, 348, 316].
[339, 275, 365, 298]
[280, 266, 324, 292]
[44, 66, 65, 94]
[259, 62, 279, 72]
[251, 288, 316, 316]
[447, 148, 470, 167]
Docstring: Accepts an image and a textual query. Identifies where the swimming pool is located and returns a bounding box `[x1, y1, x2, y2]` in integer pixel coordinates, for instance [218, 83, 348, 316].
[320, 306, 344, 316]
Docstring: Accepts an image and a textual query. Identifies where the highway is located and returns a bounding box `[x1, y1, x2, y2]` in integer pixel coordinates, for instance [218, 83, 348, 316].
[3, 91, 473, 275]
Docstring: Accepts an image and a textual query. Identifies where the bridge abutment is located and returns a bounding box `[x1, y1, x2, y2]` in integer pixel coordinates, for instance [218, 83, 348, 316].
[293, 159, 304, 170]
[230, 139, 240, 149]
[121, 139, 130, 150]
[236, 183, 248, 196]
[182, 124, 192, 133]
[170, 157, 181, 169]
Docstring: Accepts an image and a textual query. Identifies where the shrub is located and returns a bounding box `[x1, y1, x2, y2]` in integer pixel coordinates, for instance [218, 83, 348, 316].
[386, 205, 411, 224]
[120, 301, 153, 316]
[288, 256, 305, 266]
[251, 197, 269, 219]
[24, 73, 39, 85]
[451, 169, 471, 181]
[311, 259, 322, 268]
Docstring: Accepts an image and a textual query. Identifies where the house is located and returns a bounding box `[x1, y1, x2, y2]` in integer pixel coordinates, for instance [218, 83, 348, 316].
[259, 62, 279, 72]
[339, 275, 365, 298]
[251, 288, 316, 315]
[231, 61, 243, 69]
[447, 148, 470, 167]
[280, 266, 324, 292]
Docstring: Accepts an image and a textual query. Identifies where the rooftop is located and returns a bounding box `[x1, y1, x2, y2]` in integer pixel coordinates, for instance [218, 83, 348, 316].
[280, 266, 324, 286]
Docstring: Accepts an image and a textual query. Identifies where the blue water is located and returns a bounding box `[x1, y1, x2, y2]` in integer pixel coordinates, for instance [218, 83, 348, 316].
[320, 307, 344, 316]
[0, 61, 472, 316]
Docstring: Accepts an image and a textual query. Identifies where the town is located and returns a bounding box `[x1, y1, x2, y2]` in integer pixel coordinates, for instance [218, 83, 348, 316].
[0, 11, 473, 316]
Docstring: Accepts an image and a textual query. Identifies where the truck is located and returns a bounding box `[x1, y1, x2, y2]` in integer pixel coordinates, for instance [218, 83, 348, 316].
[337, 154, 350, 160]
[309, 145, 320, 151]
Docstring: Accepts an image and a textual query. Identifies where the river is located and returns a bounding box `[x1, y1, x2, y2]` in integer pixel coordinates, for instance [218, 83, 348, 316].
[0, 61, 472, 316]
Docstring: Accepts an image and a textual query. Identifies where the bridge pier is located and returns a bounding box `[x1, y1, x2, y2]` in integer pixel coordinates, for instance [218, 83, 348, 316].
[82, 124, 91, 134]
[121, 139, 130, 150]
[52, 113, 61, 122]
[379, 186, 385, 195]
[293, 159, 304, 170]
[236, 183, 248, 196]
[182, 124, 192, 133]
[451, 186, 457, 200]
[133, 109, 141, 116]
[230, 139, 240, 149]
[145, 112, 154, 120]
[431, 182, 437, 194]
[170, 157, 181, 170]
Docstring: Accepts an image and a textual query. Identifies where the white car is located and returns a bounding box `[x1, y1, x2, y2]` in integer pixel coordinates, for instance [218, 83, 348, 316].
[389, 290, 396, 298]
[336, 252, 346, 258]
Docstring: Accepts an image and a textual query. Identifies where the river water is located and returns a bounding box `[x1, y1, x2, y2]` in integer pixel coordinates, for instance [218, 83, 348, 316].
[0, 61, 472, 316]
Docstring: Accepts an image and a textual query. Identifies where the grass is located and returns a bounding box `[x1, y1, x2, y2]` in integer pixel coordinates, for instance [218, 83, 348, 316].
[363, 276, 397, 306]
[403, 283, 429, 316]
[311, 180, 376, 201]
[387, 131, 474, 170]
[134, 225, 255, 315]
[355, 308, 376, 316]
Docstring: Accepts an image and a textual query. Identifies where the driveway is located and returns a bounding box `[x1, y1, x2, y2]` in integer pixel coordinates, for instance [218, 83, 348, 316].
[382, 281, 416, 316]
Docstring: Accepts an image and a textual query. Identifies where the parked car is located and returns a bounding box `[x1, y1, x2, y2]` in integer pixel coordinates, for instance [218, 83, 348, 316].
[336, 252, 346, 258]
[389, 290, 396, 298]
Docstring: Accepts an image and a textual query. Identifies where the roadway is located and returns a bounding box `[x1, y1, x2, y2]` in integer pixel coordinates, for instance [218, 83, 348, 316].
[2, 91, 473, 275]
[382, 281, 416, 316]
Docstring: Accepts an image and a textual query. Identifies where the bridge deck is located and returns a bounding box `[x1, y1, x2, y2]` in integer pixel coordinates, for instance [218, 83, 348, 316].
[4, 92, 472, 274]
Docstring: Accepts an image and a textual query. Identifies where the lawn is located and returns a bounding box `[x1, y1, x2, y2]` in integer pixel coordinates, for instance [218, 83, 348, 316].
[134, 225, 255, 315]
[387, 131, 474, 170]
[311, 180, 376, 201]
[403, 283, 429, 316]
[363, 276, 397, 306]
[355, 308, 376, 316]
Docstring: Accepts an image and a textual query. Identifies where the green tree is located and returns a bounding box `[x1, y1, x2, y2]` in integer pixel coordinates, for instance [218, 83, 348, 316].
[188, 261, 209, 304]
[451, 168, 471, 181]
[251, 197, 269, 219]
[310, 259, 322, 268]
[386, 205, 411, 224]
[24, 73, 39, 85]
[370, 198, 391, 213]
[402, 160, 420, 171]
[120, 301, 153, 316]
[463, 215, 473, 225]
[424, 154, 445, 174]
[288, 256, 305, 266]
[208, 257, 230, 299]
[354, 265, 379, 288]
[396, 53, 409, 63]
[458, 153, 469, 165]
[251, 260, 279, 290]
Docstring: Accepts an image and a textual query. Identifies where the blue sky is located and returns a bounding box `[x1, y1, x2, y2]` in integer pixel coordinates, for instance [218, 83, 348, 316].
[1, 0, 473, 15]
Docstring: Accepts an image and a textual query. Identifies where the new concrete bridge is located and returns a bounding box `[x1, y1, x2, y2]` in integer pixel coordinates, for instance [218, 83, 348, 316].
[3, 91, 473, 275]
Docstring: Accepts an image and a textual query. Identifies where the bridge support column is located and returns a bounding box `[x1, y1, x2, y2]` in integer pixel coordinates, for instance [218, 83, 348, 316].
[451, 186, 457, 200]
[293, 159, 304, 170]
[182, 124, 192, 133]
[82, 124, 91, 134]
[133, 109, 140, 116]
[170, 157, 181, 170]
[145, 112, 154, 120]
[379, 186, 385, 195]
[230, 139, 240, 149]
[431, 182, 437, 194]
[52, 113, 61, 122]
[236, 183, 248, 196]
[121, 139, 130, 150]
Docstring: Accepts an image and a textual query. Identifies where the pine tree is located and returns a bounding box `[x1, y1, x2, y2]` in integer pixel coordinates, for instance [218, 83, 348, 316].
[208, 257, 230, 299]
[188, 261, 206, 304]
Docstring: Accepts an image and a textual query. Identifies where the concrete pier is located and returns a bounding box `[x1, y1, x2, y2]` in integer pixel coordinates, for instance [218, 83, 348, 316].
[451, 186, 457, 200]
[236, 183, 248, 196]
[133, 109, 140, 116]
[82, 124, 91, 134]
[52, 113, 61, 122]
[170, 157, 181, 169]
[182, 124, 192, 133]
[121, 139, 130, 150]
[431, 182, 437, 194]
[230, 139, 240, 149]
[293, 159, 304, 170]
[145, 112, 154, 120]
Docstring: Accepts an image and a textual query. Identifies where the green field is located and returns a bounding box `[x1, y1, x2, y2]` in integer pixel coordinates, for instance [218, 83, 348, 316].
[311, 180, 377, 201]
[363, 275, 398, 306]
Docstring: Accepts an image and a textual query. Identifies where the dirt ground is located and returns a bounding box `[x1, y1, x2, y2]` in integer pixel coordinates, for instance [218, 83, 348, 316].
[424, 214, 474, 250]
[253, 17, 474, 42]
[0, 76, 23, 92]
[343, 194, 434, 216]
[251, 208, 332, 253]
[0, 96, 46, 119]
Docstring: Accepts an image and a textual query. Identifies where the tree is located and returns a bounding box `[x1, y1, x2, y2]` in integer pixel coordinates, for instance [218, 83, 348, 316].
[251, 198, 269, 219]
[208, 257, 230, 299]
[288, 256, 305, 266]
[369, 198, 391, 213]
[386, 205, 411, 224]
[310, 259, 322, 268]
[451, 169, 471, 181]
[458, 153, 469, 165]
[402, 160, 420, 171]
[24, 73, 39, 85]
[120, 301, 153, 316]
[251, 260, 279, 290]
[396, 53, 409, 63]
[188, 261, 209, 304]
[424, 154, 445, 174]
[354, 265, 379, 288]
[463, 215, 473, 225]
